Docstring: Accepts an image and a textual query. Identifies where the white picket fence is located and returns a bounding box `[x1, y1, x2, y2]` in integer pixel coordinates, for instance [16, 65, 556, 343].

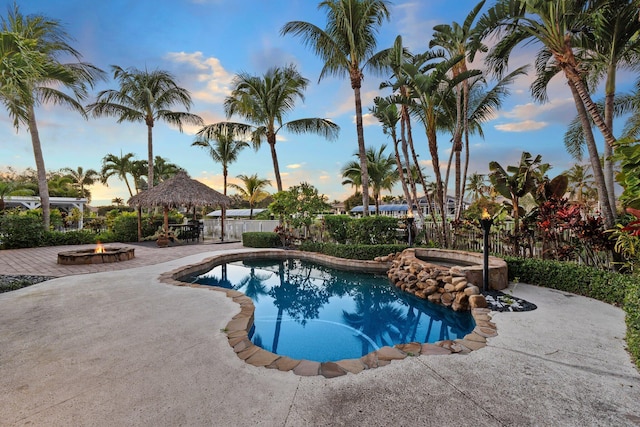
[203, 219, 280, 241]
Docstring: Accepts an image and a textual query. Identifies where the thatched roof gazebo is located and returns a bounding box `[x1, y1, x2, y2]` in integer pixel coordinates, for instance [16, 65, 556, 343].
[128, 171, 230, 240]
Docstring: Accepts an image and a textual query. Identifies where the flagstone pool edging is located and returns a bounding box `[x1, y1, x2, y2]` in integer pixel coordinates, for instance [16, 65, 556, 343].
[159, 249, 497, 378]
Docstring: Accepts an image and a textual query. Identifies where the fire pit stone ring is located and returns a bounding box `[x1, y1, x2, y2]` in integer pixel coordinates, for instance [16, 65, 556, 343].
[57, 245, 135, 265]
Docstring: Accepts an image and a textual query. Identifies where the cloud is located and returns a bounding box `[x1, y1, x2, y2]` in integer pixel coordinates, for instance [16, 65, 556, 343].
[164, 51, 234, 105]
[287, 163, 304, 169]
[494, 120, 548, 132]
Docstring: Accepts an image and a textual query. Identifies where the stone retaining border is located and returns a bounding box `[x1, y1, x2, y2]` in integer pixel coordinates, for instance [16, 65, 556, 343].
[160, 249, 497, 378]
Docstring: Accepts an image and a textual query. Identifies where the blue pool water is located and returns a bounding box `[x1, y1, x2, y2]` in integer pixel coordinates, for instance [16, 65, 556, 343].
[186, 258, 475, 362]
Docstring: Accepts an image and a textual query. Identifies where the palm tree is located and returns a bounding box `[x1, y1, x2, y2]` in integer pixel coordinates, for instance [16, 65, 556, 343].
[87, 65, 203, 189]
[0, 4, 104, 230]
[47, 174, 74, 197]
[228, 174, 272, 219]
[342, 144, 397, 215]
[101, 152, 135, 197]
[465, 172, 488, 202]
[430, 0, 487, 218]
[204, 65, 339, 192]
[281, 0, 391, 214]
[129, 159, 148, 194]
[579, 0, 640, 213]
[370, 96, 415, 218]
[61, 166, 99, 200]
[193, 124, 250, 197]
[193, 124, 250, 240]
[478, 0, 618, 227]
[111, 197, 124, 206]
[152, 156, 181, 184]
[565, 163, 594, 205]
[0, 179, 34, 211]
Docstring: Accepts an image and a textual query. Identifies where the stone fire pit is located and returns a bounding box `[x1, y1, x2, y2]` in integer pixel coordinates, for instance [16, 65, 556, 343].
[57, 246, 135, 265]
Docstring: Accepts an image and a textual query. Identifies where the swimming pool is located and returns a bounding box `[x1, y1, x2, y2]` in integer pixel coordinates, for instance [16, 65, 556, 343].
[185, 257, 475, 362]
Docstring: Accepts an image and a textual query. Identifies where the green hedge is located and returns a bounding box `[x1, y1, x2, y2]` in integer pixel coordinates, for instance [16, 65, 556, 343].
[505, 256, 639, 369]
[43, 230, 97, 246]
[300, 241, 408, 260]
[0, 214, 45, 249]
[242, 232, 281, 248]
[625, 279, 640, 369]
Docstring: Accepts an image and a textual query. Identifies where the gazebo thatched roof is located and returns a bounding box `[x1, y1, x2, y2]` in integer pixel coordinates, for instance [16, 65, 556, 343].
[127, 171, 230, 208]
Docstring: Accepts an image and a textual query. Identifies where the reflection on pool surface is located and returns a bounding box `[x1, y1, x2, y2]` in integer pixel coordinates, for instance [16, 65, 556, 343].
[186, 258, 475, 362]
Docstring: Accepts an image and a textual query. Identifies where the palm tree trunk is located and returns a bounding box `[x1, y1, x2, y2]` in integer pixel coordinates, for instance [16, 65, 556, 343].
[457, 80, 471, 220]
[568, 80, 615, 229]
[27, 105, 50, 231]
[562, 62, 616, 149]
[221, 168, 227, 241]
[352, 83, 370, 216]
[604, 67, 617, 217]
[268, 135, 283, 192]
[147, 124, 154, 189]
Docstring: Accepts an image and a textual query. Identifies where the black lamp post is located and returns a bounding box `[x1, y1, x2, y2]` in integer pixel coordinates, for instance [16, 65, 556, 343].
[407, 210, 414, 247]
[480, 209, 493, 293]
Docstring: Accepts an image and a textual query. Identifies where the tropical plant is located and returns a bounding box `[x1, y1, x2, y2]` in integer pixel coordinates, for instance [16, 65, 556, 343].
[281, 0, 391, 214]
[489, 152, 548, 255]
[564, 163, 595, 205]
[61, 166, 99, 200]
[0, 4, 104, 230]
[478, 0, 618, 227]
[87, 65, 202, 189]
[101, 152, 135, 197]
[465, 172, 489, 202]
[152, 156, 181, 184]
[203, 65, 338, 192]
[269, 182, 331, 239]
[430, 0, 487, 218]
[0, 179, 34, 211]
[342, 144, 397, 215]
[193, 123, 249, 197]
[228, 173, 272, 219]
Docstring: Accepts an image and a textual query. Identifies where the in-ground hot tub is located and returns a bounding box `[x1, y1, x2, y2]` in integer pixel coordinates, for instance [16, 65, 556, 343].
[57, 244, 135, 265]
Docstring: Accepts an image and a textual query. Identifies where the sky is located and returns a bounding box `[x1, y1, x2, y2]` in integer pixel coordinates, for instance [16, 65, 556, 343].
[0, 0, 631, 206]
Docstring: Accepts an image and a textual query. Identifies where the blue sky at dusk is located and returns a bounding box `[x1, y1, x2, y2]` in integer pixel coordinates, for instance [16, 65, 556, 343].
[0, 0, 628, 206]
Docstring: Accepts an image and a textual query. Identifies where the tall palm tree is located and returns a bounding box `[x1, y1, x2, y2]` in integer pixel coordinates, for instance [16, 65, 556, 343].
[430, 0, 487, 218]
[228, 174, 272, 219]
[478, 0, 618, 226]
[61, 166, 99, 200]
[193, 123, 250, 240]
[87, 65, 203, 189]
[204, 65, 339, 192]
[0, 4, 104, 230]
[580, 0, 640, 214]
[193, 124, 250, 197]
[281, 0, 391, 214]
[370, 96, 415, 218]
[101, 152, 135, 197]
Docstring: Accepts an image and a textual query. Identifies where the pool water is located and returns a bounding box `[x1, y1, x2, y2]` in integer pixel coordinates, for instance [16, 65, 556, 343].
[187, 258, 475, 362]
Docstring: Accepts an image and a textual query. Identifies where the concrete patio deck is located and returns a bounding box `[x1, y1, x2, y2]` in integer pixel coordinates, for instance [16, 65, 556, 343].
[1, 243, 639, 426]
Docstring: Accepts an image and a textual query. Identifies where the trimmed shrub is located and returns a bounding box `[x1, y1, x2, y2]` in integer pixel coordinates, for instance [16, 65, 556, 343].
[324, 215, 353, 244]
[112, 213, 140, 242]
[347, 216, 399, 245]
[44, 230, 96, 246]
[625, 279, 640, 369]
[504, 257, 628, 305]
[0, 214, 45, 249]
[95, 230, 118, 243]
[300, 241, 408, 260]
[243, 232, 281, 248]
